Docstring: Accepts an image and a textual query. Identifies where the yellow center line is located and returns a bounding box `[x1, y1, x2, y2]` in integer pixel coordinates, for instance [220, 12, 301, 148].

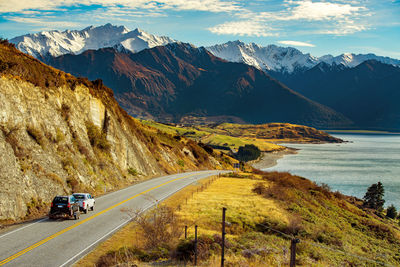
[0, 173, 197, 266]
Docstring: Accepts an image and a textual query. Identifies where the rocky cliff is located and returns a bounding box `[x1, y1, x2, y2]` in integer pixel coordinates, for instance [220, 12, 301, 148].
[0, 41, 221, 221]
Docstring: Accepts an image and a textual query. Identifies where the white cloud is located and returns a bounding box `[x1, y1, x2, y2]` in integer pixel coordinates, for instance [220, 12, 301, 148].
[158, 0, 241, 12]
[208, 20, 276, 37]
[285, 0, 366, 21]
[0, 0, 241, 13]
[278, 40, 315, 47]
[211, 0, 370, 37]
[6, 17, 82, 28]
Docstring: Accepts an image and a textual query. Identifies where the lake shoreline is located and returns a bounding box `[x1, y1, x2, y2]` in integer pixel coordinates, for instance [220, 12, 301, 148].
[252, 147, 298, 169]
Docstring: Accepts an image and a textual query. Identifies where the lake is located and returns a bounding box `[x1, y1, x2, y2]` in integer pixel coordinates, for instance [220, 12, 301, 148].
[266, 133, 400, 208]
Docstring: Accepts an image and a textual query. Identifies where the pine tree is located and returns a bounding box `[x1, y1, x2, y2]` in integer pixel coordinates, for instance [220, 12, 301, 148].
[363, 182, 385, 211]
[386, 204, 397, 219]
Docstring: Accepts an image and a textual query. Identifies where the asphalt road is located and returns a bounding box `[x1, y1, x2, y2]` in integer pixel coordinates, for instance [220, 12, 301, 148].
[0, 170, 224, 266]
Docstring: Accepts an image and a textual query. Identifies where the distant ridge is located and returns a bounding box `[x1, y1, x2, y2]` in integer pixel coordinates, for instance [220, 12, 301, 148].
[46, 43, 352, 128]
[207, 40, 400, 73]
[277, 60, 400, 130]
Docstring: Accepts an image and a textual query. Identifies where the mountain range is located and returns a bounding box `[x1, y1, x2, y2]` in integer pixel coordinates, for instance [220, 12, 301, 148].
[207, 41, 400, 73]
[10, 23, 175, 60]
[11, 24, 400, 74]
[46, 42, 351, 128]
[9, 24, 400, 130]
[277, 60, 400, 130]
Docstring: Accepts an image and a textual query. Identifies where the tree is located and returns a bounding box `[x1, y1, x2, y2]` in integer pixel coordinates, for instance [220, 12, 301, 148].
[363, 182, 385, 211]
[386, 204, 397, 219]
[235, 144, 261, 162]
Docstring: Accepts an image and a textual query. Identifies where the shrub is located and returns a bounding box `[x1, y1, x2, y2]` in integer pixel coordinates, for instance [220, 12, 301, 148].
[86, 121, 110, 151]
[129, 206, 182, 250]
[66, 176, 80, 193]
[128, 167, 138, 176]
[177, 159, 185, 167]
[1, 124, 26, 159]
[55, 128, 65, 143]
[0, 38, 15, 48]
[386, 204, 397, 219]
[26, 125, 45, 147]
[252, 182, 268, 195]
[25, 197, 47, 218]
[174, 235, 222, 263]
[60, 103, 71, 121]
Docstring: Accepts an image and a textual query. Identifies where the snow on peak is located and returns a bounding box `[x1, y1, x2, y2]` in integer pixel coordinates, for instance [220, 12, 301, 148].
[318, 53, 400, 68]
[206, 41, 400, 73]
[10, 24, 175, 58]
[207, 41, 318, 73]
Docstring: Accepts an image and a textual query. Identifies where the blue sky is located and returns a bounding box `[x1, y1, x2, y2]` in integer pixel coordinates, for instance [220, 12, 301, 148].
[0, 0, 399, 58]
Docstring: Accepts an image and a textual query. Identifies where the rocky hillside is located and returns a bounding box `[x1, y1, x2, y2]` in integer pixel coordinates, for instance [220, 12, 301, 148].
[0, 40, 223, 221]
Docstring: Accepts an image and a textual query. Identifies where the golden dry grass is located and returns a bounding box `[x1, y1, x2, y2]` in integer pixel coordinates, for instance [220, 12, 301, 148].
[76, 176, 288, 266]
[75, 176, 217, 267]
[176, 177, 288, 237]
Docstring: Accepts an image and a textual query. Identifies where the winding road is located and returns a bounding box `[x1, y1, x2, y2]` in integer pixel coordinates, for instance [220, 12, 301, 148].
[0, 170, 223, 266]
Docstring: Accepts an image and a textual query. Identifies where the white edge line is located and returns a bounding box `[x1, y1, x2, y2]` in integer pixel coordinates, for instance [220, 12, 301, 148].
[0, 171, 211, 240]
[0, 218, 48, 239]
[58, 203, 153, 267]
[60, 172, 218, 267]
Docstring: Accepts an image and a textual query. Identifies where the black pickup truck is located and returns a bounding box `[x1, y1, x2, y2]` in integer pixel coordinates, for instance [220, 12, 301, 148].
[49, 195, 80, 220]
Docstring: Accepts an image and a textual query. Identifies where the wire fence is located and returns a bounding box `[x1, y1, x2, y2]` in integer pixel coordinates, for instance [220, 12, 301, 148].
[257, 222, 394, 267]
[137, 174, 396, 267]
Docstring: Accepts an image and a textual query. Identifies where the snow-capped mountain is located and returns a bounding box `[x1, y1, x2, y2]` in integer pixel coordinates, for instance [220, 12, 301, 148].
[207, 40, 400, 73]
[10, 24, 400, 73]
[10, 23, 175, 58]
[318, 53, 400, 68]
[206, 41, 319, 73]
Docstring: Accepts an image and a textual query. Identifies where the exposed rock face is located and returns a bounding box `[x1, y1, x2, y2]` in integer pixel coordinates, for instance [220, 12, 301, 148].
[0, 42, 217, 221]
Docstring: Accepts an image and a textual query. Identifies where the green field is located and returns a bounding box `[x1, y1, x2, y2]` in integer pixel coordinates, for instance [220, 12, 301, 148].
[141, 120, 284, 152]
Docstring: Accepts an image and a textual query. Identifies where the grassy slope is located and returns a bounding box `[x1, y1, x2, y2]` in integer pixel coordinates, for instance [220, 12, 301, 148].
[141, 120, 342, 154]
[79, 172, 400, 266]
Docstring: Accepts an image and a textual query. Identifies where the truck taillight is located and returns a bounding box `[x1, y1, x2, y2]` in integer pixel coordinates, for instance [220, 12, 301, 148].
[51, 202, 53, 207]
[83, 201, 85, 207]
[67, 203, 71, 208]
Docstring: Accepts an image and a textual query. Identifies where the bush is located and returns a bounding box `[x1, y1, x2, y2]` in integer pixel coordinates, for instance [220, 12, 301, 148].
[129, 206, 181, 250]
[86, 121, 110, 151]
[60, 104, 70, 121]
[128, 167, 138, 176]
[174, 235, 222, 263]
[235, 144, 261, 162]
[0, 38, 15, 48]
[177, 159, 185, 167]
[55, 128, 65, 143]
[25, 197, 47, 218]
[386, 204, 397, 219]
[66, 176, 80, 193]
[252, 182, 267, 195]
[26, 125, 45, 147]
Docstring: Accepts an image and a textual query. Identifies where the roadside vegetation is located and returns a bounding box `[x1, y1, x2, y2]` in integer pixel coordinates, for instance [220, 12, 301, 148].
[78, 171, 400, 266]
